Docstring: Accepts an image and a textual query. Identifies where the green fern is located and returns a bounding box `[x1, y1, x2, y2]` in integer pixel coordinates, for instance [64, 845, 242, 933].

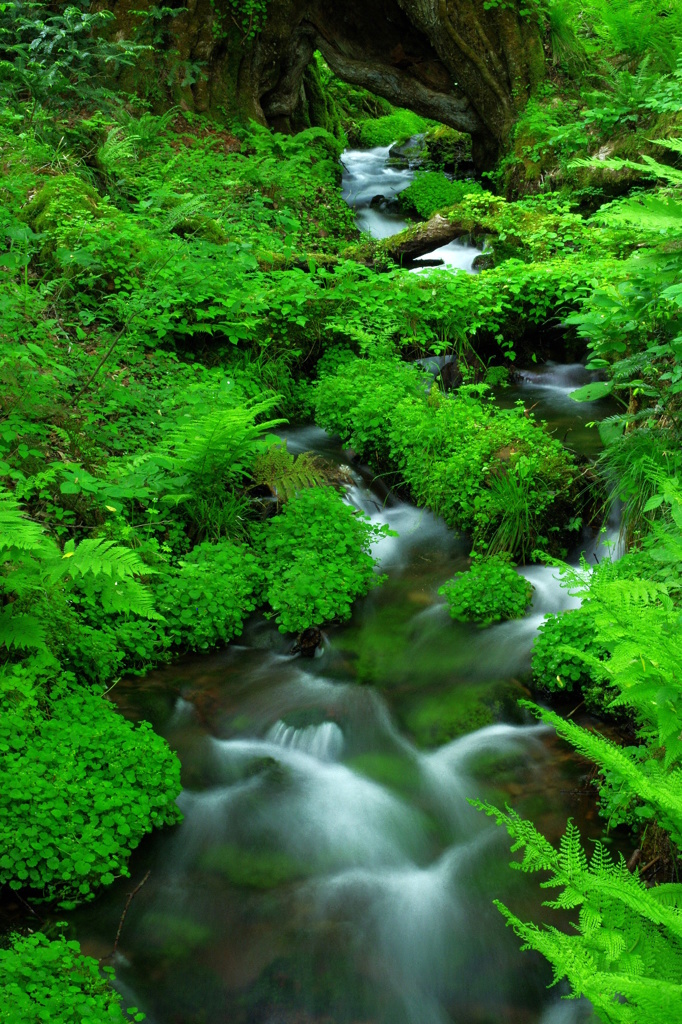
[1, 488, 160, 661]
[523, 702, 682, 842]
[475, 805, 682, 1023]
[164, 398, 284, 487]
[0, 489, 46, 552]
[253, 442, 349, 501]
[46, 538, 154, 582]
[0, 608, 47, 651]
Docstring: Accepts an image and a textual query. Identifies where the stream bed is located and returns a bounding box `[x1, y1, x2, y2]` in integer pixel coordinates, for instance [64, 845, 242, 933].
[64, 148, 615, 1024]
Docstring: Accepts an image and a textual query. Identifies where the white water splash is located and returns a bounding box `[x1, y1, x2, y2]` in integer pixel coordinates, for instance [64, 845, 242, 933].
[266, 720, 345, 761]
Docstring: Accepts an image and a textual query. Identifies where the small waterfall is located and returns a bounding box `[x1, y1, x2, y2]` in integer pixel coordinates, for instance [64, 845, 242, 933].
[341, 146, 413, 238]
[266, 720, 345, 761]
[341, 146, 482, 269]
[411, 237, 481, 274]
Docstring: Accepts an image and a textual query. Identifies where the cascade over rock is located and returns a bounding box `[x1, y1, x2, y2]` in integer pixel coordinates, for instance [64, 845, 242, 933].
[108, 0, 546, 168]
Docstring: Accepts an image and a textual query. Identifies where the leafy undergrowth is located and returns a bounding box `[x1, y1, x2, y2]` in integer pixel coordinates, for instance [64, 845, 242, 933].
[0, 664, 181, 905]
[0, 932, 142, 1024]
[315, 356, 581, 559]
[439, 554, 533, 625]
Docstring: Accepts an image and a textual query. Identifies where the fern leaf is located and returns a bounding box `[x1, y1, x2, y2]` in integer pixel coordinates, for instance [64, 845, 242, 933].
[253, 443, 348, 501]
[45, 538, 153, 583]
[0, 607, 47, 650]
[98, 577, 163, 620]
[0, 487, 47, 552]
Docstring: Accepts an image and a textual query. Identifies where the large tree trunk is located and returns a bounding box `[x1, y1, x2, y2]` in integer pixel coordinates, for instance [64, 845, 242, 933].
[106, 0, 546, 169]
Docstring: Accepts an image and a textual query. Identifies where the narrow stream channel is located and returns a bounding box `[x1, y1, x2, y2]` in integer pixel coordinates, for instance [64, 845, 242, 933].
[341, 145, 482, 271]
[66, 147, 613, 1024]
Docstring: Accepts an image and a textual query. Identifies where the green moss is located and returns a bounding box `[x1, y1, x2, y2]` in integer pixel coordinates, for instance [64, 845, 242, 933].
[404, 684, 505, 748]
[348, 753, 422, 796]
[200, 843, 307, 888]
[23, 174, 103, 234]
[357, 110, 435, 149]
[422, 126, 472, 169]
[398, 172, 482, 219]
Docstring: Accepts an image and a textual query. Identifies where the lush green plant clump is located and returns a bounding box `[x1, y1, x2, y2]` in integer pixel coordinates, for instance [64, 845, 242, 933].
[260, 486, 391, 633]
[532, 605, 600, 690]
[156, 540, 264, 651]
[315, 357, 578, 558]
[398, 172, 482, 220]
[356, 110, 435, 149]
[0, 931, 143, 1024]
[439, 554, 533, 625]
[0, 666, 181, 904]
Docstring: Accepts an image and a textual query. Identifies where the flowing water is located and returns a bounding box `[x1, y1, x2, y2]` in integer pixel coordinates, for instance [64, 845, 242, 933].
[64, 149, 611, 1024]
[341, 146, 482, 272]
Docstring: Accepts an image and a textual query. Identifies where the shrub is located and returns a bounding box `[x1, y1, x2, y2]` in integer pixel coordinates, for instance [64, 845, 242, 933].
[439, 553, 533, 625]
[357, 110, 433, 148]
[531, 605, 602, 692]
[0, 931, 140, 1023]
[315, 357, 578, 558]
[260, 486, 390, 633]
[156, 540, 264, 652]
[0, 670, 181, 904]
[398, 172, 482, 219]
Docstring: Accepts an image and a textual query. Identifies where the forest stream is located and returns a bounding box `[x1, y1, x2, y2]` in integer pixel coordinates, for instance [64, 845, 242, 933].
[64, 147, 617, 1024]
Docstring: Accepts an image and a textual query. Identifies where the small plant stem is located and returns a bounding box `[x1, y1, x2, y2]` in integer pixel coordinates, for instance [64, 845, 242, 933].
[100, 869, 151, 961]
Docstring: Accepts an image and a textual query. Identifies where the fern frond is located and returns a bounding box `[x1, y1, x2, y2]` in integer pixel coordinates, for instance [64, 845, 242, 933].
[165, 398, 284, 485]
[253, 442, 350, 501]
[97, 577, 164, 620]
[523, 702, 682, 842]
[0, 608, 47, 650]
[44, 538, 153, 584]
[0, 487, 47, 552]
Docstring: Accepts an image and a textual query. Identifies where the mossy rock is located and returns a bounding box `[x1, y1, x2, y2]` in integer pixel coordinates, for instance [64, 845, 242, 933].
[199, 843, 307, 889]
[357, 110, 434, 149]
[170, 215, 229, 244]
[347, 752, 422, 796]
[403, 683, 508, 749]
[423, 126, 472, 170]
[22, 174, 104, 233]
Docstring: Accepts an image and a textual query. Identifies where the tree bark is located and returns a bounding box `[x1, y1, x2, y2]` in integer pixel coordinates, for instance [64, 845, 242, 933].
[383, 213, 490, 264]
[104, 0, 547, 169]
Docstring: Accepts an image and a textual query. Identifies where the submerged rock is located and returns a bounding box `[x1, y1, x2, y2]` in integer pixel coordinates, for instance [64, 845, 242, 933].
[292, 626, 323, 658]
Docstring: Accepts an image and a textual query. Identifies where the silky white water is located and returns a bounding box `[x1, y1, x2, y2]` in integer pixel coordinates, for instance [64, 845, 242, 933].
[65, 148, 609, 1024]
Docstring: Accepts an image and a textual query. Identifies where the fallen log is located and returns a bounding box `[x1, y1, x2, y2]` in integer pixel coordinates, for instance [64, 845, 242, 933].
[383, 213, 491, 265]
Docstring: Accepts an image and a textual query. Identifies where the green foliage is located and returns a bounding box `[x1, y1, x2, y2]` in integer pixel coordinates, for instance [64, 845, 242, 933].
[484, 480, 682, 1017]
[253, 442, 330, 502]
[0, 666, 181, 903]
[476, 805, 682, 1024]
[357, 110, 434, 149]
[315, 357, 578, 557]
[0, 485, 159, 657]
[0, 931, 140, 1023]
[398, 172, 482, 219]
[532, 605, 601, 691]
[0, 0, 145, 110]
[225, 0, 269, 40]
[156, 540, 263, 651]
[260, 487, 390, 633]
[439, 553, 533, 625]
